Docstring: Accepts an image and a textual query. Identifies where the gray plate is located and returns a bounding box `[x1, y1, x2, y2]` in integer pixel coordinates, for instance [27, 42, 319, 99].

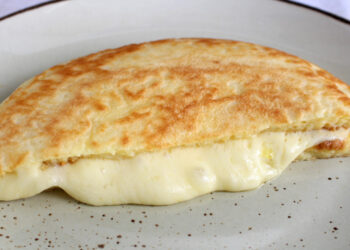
[0, 0, 349, 249]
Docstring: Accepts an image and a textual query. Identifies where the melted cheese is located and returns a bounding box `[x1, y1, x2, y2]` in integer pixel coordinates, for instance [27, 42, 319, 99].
[0, 130, 348, 205]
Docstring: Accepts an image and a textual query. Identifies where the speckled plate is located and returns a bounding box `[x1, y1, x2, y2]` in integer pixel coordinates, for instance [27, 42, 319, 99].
[0, 0, 350, 249]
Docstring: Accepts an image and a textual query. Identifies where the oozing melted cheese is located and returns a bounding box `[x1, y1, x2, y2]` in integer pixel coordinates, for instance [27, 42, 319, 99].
[0, 130, 348, 205]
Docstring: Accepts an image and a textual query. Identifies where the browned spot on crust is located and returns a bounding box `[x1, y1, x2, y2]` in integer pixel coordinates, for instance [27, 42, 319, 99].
[124, 88, 145, 100]
[322, 126, 344, 131]
[295, 69, 317, 78]
[97, 124, 108, 133]
[150, 81, 160, 88]
[315, 139, 345, 151]
[195, 38, 223, 46]
[43, 156, 79, 167]
[116, 111, 151, 124]
[285, 59, 306, 65]
[121, 135, 129, 145]
[93, 101, 108, 111]
[9, 153, 28, 171]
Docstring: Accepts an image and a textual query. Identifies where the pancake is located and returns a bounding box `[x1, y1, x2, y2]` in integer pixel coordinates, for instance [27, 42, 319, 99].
[0, 38, 350, 205]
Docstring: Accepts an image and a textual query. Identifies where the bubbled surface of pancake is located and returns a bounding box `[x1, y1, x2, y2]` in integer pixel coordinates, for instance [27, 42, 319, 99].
[1, 38, 350, 174]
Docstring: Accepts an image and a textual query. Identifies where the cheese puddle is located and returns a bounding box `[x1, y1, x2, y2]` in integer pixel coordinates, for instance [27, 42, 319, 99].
[0, 129, 348, 205]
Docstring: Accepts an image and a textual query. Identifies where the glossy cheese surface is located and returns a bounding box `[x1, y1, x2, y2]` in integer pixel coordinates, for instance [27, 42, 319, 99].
[0, 129, 347, 205]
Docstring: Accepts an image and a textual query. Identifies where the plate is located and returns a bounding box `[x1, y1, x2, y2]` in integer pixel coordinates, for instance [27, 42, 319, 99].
[0, 0, 350, 249]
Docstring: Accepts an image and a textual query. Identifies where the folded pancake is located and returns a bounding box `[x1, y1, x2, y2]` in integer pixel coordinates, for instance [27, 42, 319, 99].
[0, 38, 350, 205]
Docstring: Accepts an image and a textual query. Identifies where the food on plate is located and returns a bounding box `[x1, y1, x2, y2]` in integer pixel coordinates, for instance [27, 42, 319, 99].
[0, 38, 349, 205]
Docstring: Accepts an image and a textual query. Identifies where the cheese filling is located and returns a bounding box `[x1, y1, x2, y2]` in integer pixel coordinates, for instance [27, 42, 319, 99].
[0, 129, 348, 205]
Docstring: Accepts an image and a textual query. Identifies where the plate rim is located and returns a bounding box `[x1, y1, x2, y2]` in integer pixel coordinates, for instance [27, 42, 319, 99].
[1, 0, 349, 25]
[0, 0, 67, 21]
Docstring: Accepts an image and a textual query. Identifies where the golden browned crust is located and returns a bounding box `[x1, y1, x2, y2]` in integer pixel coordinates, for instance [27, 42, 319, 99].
[1, 38, 350, 174]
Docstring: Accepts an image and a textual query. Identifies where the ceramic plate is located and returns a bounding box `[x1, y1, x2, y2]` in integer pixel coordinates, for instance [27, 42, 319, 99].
[0, 0, 349, 249]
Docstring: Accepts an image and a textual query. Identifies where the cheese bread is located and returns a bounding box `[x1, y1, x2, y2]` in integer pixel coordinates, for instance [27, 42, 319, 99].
[0, 38, 349, 205]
